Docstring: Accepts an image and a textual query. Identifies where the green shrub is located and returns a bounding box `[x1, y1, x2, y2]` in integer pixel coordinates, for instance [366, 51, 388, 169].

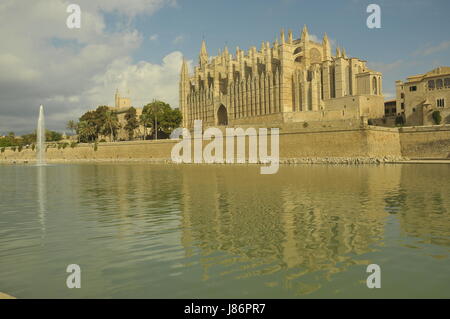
[94, 142, 98, 152]
[62, 142, 69, 149]
[303, 122, 309, 128]
[432, 110, 442, 125]
[31, 144, 36, 151]
[99, 139, 107, 143]
[1, 147, 5, 153]
[18, 145, 23, 152]
[70, 142, 78, 148]
[11, 146, 16, 152]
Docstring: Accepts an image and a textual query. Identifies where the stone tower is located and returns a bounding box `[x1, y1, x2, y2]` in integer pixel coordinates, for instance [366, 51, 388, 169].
[114, 89, 131, 108]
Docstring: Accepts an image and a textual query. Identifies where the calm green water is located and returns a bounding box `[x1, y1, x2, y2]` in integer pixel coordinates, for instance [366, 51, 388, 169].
[0, 163, 449, 298]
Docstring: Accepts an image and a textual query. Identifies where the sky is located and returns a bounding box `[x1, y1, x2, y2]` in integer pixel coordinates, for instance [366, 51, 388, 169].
[0, 0, 449, 134]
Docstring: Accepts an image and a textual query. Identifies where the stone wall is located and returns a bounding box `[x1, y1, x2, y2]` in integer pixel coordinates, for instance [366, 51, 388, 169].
[0, 140, 176, 163]
[2, 124, 450, 164]
[0, 126, 406, 164]
[399, 125, 450, 159]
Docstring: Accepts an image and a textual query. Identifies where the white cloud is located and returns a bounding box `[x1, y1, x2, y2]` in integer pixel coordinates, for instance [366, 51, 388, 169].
[413, 40, 450, 57]
[149, 34, 159, 41]
[309, 33, 337, 51]
[79, 0, 178, 18]
[86, 52, 191, 108]
[368, 60, 405, 73]
[173, 35, 184, 45]
[0, 0, 180, 134]
[383, 92, 395, 99]
[309, 34, 321, 43]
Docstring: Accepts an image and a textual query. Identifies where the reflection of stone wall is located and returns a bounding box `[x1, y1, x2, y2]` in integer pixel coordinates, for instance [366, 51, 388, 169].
[395, 165, 450, 247]
[178, 165, 396, 292]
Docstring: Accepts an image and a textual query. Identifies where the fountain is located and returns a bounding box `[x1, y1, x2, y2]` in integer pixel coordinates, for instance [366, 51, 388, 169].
[37, 105, 46, 166]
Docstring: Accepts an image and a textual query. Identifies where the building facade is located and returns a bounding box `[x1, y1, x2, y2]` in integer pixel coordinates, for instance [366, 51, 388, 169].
[110, 89, 144, 141]
[395, 66, 450, 126]
[179, 26, 385, 129]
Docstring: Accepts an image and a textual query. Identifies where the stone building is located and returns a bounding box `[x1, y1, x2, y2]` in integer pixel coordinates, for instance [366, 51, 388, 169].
[179, 26, 385, 129]
[384, 99, 397, 117]
[110, 89, 144, 141]
[395, 66, 450, 126]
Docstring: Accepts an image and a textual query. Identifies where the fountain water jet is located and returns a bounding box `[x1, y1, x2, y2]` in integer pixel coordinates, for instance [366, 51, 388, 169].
[37, 105, 46, 166]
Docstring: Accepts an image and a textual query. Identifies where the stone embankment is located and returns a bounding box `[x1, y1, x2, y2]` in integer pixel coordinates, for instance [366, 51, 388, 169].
[1, 125, 449, 164]
[1, 156, 409, 165]
[279, 156, 407, 164]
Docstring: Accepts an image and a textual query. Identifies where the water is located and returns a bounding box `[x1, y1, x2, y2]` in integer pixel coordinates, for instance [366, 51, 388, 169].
[0, 163, 449, 298]
[36, 105, 45, 166]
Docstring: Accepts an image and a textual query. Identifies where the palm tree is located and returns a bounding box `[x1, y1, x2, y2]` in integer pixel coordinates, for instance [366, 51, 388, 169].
[103, 110, 120, 142]
[66, 120, 78, 135]
[140, 112, 153, 140]
[77, 121, 96, 142]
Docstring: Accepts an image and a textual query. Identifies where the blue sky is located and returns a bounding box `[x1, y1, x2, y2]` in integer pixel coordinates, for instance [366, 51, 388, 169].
[129, 0, 450, 96]
[1, 0, 449, 133]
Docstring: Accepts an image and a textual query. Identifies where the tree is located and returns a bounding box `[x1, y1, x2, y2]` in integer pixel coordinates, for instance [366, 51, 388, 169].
[141, 100, 182, 139]
[140, 110, 153, 140]
[124, 107, 139, 140]
[66, 120, 78, 135]
[78, 106, 118, 142]
[21, 133, 36, 145]
[79, 109, 100, 140]
[46, 130, 63, 142]
[432, 110, 442, 125]
[77, 120, 96, 142]
[102, 109, 120, 142]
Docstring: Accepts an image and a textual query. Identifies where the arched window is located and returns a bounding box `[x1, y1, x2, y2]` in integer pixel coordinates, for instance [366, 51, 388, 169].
[436, 79, 443, 89]
[294, 56, 303, 63]
[293, 47, 302, 55]
[217, 104, 228, 126]
[428, 80, 435, 90]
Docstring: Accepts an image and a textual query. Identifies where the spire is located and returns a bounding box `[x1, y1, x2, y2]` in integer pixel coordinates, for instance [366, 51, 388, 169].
[288, 29, 293, 44]
[323, 33, 331, 60]
[301, 25, 309, 42]
[323, 32, 329, 44]
[342, 47, 347, 59]
[181, 58, 188, 76]
[199, 39, 208, 67]
[336, 46, 341, 58]
[280, 28, 285, 44]
[200, 39, 207, 56]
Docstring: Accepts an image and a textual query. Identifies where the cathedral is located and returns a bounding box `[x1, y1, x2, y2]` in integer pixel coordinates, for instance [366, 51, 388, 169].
[179, 26, 385, 129]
